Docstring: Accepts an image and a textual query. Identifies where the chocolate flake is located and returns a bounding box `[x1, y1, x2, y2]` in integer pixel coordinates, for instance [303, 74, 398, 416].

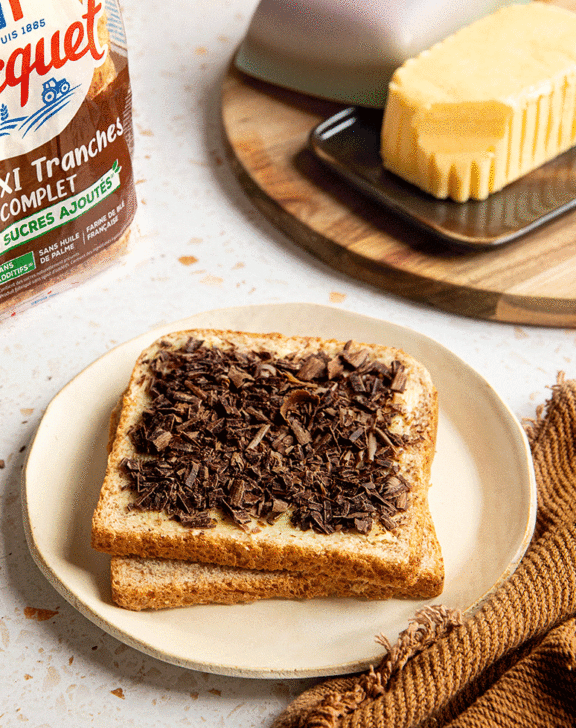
[247, 424, 271, 450]
[149, 428, 172, 450]
[342, 348, 370, 370]
[228, 365, 254, 389]
[327, 357, 345, 379]
[390, 362, 408, 393]
[297, 354, 327, 381]
[120, 339, 416, 535]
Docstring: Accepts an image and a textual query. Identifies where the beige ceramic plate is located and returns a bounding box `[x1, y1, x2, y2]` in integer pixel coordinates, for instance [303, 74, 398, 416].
[22, 304, 536, 678]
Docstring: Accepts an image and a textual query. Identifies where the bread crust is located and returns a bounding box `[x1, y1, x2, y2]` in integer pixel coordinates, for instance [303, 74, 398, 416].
[110, 514, 443, 610]
[111, 539, 443, 610]
[92, 329, 441, 589]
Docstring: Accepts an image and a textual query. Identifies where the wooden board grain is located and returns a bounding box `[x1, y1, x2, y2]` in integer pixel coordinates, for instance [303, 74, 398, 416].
[221, 9, 576, 327]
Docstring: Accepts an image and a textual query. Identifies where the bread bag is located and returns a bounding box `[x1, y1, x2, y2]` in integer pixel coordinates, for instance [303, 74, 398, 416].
[0, 0, 137, 319]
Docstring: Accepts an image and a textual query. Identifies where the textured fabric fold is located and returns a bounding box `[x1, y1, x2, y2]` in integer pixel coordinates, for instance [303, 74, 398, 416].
[272, 376, 576, 728]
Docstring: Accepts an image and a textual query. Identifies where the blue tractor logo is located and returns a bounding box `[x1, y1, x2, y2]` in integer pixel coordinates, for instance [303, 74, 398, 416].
[41, 78, 71, 105]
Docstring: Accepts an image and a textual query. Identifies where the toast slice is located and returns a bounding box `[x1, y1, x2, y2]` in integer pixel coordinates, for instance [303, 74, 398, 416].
[92, 329, 441, 589]
[109, 518, 443, 609]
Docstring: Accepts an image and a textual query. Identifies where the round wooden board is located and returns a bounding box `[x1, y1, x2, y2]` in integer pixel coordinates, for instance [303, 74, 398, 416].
[221, 65, 576, 327]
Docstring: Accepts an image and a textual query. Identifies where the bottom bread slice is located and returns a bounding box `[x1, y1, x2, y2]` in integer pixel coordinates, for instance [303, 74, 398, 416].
[110, 523, 443, 610]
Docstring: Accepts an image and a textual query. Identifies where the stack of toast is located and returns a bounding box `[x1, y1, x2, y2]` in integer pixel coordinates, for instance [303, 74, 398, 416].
[91, 329, 444, 610]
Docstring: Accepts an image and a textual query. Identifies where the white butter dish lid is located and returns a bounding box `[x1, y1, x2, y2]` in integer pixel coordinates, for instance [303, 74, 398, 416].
[235, 0, 528, 107]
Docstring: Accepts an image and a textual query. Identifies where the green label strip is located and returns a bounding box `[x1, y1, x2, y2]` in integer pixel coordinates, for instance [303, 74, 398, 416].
[0, 250, 36, 286]
[2, 161, 121, 255]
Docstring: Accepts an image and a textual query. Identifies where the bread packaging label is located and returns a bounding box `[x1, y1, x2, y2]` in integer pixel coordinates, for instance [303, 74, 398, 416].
[0, 0, 137, 319]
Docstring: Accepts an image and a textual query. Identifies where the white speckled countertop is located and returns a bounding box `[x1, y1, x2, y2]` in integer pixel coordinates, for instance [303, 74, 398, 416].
[1, 0, 575, 725]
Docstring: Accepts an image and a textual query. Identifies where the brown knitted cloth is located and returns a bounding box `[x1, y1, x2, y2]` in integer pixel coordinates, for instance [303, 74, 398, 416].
[273, 375, 576, 728]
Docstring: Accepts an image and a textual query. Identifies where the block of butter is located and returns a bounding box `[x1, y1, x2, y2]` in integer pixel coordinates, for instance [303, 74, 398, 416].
[381, 2, 576, 202]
